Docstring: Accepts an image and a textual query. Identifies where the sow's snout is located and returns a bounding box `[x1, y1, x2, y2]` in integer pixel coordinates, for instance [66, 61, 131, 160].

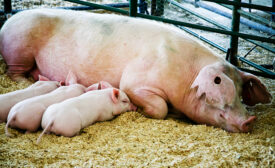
[219, 105, 257, 133]
[190, 63, 265, 133]
[240, 116, 256, 132]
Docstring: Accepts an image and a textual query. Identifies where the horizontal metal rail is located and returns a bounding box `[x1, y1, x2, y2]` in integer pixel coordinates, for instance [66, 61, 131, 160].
[64, 0, 129, 15]
[196, 1, 275, 35]
[168, 0, 275, 53]
[220, 4, 275, 29]
[64, 0, 274, 43]
[178, 26, 275, 79]
[0, 3, 133, 15]
[136, 12, 275, 43]
[238, 68, 275, 78]
[202, 0, 274, 12]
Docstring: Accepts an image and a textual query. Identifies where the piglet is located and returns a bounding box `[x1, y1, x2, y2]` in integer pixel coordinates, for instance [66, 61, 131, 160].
[5, 71, 85, 137]
[0, 75, 59, 123]
[37, 88, 136, 143]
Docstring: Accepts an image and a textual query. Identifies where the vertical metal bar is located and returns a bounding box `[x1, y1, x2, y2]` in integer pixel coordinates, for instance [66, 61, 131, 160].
[130, 0, 137, 17]
[156, 0, 164, 16]
[229, 0, 241, 66]
[272, 0, 275, 21]
[4, 0, 12, 14]
[248, 0, 252, 29]
[151, 0, 157, 15]
[138, 0, 145, 13]
[194, 0, 199, 8]
[249, 0, 252, 13]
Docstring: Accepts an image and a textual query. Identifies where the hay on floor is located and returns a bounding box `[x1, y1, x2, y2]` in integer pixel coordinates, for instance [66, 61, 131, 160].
[0, 55, 274, 167]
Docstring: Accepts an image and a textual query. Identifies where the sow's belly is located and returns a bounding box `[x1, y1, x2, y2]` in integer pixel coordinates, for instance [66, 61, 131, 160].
[35, 48, 129, 87]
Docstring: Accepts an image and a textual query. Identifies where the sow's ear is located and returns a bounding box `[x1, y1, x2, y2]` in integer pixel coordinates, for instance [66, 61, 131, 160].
[239, 71, 272, 106]
[191, 64, 236, 105]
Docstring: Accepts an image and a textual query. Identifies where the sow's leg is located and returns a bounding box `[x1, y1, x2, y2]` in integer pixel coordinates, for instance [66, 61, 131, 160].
[0, 20, 36, 82]
[1, 47, 35, 82]
[120, 64, 168, 119]
[0, 9, 58, 82]
[124, 87, 168, 119]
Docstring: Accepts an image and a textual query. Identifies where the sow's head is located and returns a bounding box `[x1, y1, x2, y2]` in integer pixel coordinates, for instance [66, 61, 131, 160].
[191, 62, 272, 133]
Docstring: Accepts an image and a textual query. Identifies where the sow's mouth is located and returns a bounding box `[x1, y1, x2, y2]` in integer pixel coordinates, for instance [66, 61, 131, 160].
[204, 99, 257, 133]
[224, 115, 257, 133]
[220, 108, 257, 133]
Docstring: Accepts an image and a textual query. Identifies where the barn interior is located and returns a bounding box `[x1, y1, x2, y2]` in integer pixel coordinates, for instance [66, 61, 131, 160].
[0, 0, 274, 167]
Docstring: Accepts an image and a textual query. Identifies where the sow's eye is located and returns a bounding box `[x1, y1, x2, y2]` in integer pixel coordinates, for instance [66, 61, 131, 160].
[214, 76, 221, 84]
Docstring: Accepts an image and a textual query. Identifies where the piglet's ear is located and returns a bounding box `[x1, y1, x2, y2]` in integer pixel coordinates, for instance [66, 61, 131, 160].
[240, 71, 272, 106]
[65, 70, 77, 86]
[38, 75, 50, 81]
[99, 81, 113, 89]
[111, 88, 120, 104]
[86, 83, 99, 92]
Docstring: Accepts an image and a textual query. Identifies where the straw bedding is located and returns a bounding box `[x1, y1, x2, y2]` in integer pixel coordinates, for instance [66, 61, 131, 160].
[0, 1, 274, 167]
[0, 53, 274, 168]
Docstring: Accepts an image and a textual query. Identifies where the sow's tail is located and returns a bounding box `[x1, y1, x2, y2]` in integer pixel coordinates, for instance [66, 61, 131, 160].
[36, 119, 54, 144]
[5, 114, 16, 137]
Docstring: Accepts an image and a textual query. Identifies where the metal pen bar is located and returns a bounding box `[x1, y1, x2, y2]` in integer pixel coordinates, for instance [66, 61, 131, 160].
[238, 57, 275, 77]
[60, 3, 131, 10]
[0, 3, 136, 15]
[64, 0, 129, 15]
[135, 13, 275, 43]
[4, 0, 12, 14]
[130, 0, 137, 17]
[202, 0, 274, 12]
[168, 0, 228, 29]
[178, 26, 227, 52]
[229, 0, 241, 66]
[196, 1, 275, 35]
[64, 0, 274, 43]
[9, 0, 258, 43]
[220, 4, 275, 29]
[168, 0, 275, 53]
[238, 68, 275, 79]
[177, 26, 275, 78]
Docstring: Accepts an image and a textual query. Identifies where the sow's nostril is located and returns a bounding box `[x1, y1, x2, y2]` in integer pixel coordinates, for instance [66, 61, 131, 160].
[241, 116, 257, 132]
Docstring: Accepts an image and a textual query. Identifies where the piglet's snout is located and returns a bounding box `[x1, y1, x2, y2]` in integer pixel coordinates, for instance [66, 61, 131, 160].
[239, 116, 256, 132]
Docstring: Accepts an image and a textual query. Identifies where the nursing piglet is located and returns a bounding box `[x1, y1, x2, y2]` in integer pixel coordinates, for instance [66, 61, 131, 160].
[37, 88, 136, 143]
[0, 75, 59, 123]
[85, 81, 113, 91]
[5, 72, 86, 136]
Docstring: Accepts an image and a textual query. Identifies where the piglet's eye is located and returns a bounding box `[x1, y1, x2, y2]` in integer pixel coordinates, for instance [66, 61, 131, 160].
[214, 76, 221, 84]
[122, 100, 128, 103]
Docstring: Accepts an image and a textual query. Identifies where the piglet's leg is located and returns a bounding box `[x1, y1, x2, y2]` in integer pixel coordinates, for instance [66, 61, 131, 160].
[127, 88, 168, 119]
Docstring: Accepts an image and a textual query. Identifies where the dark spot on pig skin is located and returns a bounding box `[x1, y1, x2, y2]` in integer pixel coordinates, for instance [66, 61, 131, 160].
[101, 23, 114, 36]
[165, 45, 177, 53]
[121, 19, 129, 23]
